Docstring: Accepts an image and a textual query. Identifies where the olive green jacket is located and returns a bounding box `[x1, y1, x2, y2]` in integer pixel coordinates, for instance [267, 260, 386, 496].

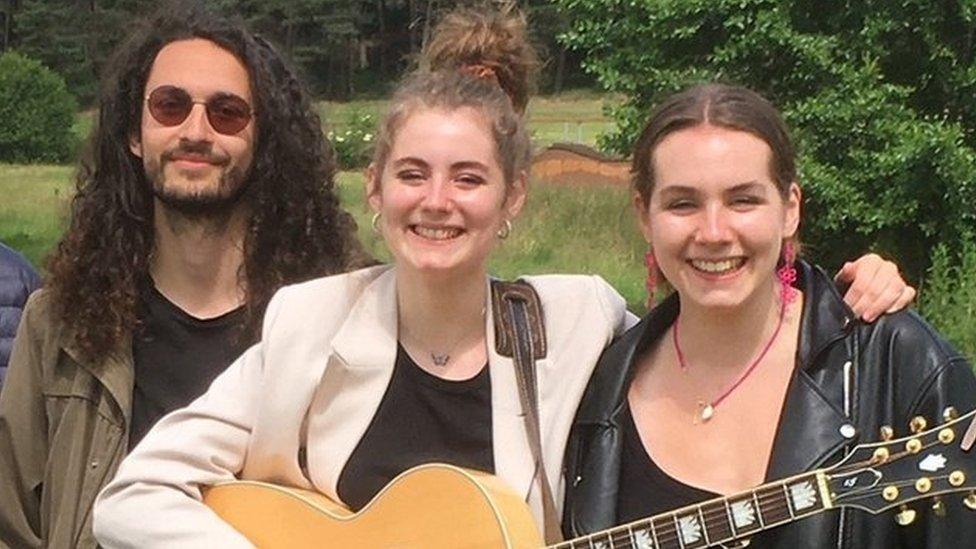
[0, 290, 133, 549]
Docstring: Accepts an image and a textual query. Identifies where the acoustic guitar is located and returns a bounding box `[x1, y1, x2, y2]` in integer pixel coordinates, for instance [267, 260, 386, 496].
[204, 407, 976, 548]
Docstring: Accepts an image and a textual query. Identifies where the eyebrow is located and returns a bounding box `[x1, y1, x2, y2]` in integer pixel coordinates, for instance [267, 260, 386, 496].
[390, 158, 490, 172]
[657, 181, 766, 195]
[391, 157, 428, 169]
[450, 160, 490, 172]
[725, 181, 765, 193]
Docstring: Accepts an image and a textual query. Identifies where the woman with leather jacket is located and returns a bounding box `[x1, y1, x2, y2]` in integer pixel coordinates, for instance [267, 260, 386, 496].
[562, 83, 976, 548]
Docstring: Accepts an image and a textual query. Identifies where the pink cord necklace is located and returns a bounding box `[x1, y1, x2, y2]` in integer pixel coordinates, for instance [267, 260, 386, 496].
[672, 297, 788, 424]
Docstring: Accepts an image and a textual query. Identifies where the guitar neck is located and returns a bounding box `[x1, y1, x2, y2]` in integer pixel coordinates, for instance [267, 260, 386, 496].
[555, 470, 832, 549]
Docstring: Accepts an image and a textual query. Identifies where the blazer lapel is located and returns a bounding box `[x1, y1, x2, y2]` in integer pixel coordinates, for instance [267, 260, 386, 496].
[306, 268, 399, 503]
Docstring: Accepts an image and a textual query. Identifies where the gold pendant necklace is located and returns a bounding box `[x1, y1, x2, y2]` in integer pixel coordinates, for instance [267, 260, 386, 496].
[696, 402, 715, 423]
[675, 298, 788, 425]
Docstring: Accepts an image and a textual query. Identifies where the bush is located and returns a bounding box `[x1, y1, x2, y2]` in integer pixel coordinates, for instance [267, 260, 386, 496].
[919, 234, 976, 361]
[0, 51, 77, 163]
[328, 109, 376, 170]
[556, 0, 976, 282]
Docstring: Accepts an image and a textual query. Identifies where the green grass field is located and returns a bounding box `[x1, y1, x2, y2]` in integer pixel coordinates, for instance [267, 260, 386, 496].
[0, 164, 73, 268]
[0, 166, 648, 312]
[321, 92, 613, 149]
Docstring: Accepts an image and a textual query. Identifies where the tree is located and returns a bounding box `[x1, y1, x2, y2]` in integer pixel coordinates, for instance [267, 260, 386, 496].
[9, 0, 155, 104]
[0, 50, 77, 162]
[556, 0, 976, 281]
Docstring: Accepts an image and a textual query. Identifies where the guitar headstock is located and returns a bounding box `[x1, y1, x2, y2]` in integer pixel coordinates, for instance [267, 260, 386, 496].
[823, 407, 976, 522]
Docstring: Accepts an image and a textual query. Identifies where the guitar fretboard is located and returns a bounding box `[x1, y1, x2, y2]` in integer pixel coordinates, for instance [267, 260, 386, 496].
[556, 472, 827, 549]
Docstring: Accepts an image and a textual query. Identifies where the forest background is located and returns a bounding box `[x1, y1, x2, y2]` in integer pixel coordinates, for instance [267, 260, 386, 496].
[0, 0, 974, 358]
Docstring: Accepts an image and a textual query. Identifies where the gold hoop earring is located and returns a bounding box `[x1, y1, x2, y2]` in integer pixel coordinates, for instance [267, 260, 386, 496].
[371, 212, 381, 233]
[497, 219, 512, 240]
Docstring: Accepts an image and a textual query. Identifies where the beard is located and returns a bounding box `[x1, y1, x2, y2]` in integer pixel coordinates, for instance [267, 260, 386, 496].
[145, 142, 251, 221]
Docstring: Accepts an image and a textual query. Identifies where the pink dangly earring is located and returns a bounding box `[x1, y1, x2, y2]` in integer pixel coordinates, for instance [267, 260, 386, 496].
[778, 240, 798, 305]
[644, 248, 658, 308]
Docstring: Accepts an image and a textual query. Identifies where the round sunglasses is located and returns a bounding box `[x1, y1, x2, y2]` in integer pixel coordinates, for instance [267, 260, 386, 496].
[145, 85, 254, 136]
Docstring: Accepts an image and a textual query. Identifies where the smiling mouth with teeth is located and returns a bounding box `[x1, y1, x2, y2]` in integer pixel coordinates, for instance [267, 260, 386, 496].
[689, 257, 747, 274]
[411, 225, 463, 241]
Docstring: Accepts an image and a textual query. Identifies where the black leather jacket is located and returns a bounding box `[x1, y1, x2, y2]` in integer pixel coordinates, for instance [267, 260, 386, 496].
[563, 261, 976, 548]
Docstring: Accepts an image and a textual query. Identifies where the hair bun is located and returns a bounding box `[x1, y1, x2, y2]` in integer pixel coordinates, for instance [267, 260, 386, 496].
[422, 7, 539, 113]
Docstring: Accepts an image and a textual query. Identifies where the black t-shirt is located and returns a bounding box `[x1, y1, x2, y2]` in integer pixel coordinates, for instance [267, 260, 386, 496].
[129, 284, 248, 448]
[336, 344, 493, 511]
[616, 402, 718, 524]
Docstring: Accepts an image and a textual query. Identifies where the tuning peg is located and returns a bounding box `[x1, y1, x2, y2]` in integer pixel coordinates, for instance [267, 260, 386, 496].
[906, 438, 922, 454]
[932, 497, 947, 517]
[880, 425, 894, 440]
[882, 486, 900, 501]
[965, 493, 976, 511]
[939, 428, 955, 444]
[950, 471, 966, 487]
[895, 505, 917, 526]
[910, 416, 928, 434]
[944, 406, 959, 422]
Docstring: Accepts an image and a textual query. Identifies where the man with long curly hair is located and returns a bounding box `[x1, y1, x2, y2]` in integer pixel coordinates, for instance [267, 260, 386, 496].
[0, 2, 369, 547]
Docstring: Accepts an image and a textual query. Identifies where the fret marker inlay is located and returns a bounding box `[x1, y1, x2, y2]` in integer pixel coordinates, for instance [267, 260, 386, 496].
[789, 481, 817, 511]
[678, 515, 703, 544]
[731, 500, 756, 528]
[633, 528, 654, 549]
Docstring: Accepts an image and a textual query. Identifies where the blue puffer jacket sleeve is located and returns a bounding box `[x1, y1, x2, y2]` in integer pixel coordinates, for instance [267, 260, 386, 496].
[0, 243, 42, 387]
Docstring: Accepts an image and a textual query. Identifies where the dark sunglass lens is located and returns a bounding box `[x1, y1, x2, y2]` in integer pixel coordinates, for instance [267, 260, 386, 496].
[147, 86, 192, 126]
[206, 94, 252, 135]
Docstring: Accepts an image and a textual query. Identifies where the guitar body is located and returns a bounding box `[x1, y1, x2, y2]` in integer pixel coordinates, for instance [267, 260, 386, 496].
[203, 463, 543, 548]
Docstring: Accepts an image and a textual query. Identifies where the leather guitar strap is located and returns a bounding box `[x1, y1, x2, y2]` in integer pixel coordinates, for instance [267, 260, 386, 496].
[491, 280, 563, 544]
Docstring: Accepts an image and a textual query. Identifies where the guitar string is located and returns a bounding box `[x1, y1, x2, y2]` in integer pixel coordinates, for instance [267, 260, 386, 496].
[560, 484, 818, 549]
[569, 472, 949, 549]
[562, 422, 966, 549]
[829, 438, 945, 476]
[561, 435, 952, 549]
[835, 475, 955, 502]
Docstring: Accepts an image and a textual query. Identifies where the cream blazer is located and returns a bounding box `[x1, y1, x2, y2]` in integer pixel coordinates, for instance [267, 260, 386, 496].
[93, 266, 632, 548]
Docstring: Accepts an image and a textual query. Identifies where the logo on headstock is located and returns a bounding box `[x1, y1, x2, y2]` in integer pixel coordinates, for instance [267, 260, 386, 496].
[918, 453, 947, 472]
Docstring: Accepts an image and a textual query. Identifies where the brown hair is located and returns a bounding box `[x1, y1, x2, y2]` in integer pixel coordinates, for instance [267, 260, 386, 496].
[372, 7, 538, 186]
[45, 1, 368, 361]
[631, 83, 797, 207]
[422, 6, 539, 114]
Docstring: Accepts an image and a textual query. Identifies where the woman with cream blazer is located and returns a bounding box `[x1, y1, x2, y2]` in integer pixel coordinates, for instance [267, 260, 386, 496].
[93, 265, 632, 547]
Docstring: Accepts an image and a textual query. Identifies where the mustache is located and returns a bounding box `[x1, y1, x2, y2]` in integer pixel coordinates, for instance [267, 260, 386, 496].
[160, 141, 231, 166]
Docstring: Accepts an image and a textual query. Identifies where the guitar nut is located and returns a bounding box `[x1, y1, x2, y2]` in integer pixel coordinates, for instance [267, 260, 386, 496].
[872, 447, 890, 463]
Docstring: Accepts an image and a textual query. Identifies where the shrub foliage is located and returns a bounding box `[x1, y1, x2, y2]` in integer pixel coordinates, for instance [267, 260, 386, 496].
[556, 0, 976, 281]
[919, 234, 976, 360]
[0, 51, 77, 163]
[328, 109, 376, 170]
